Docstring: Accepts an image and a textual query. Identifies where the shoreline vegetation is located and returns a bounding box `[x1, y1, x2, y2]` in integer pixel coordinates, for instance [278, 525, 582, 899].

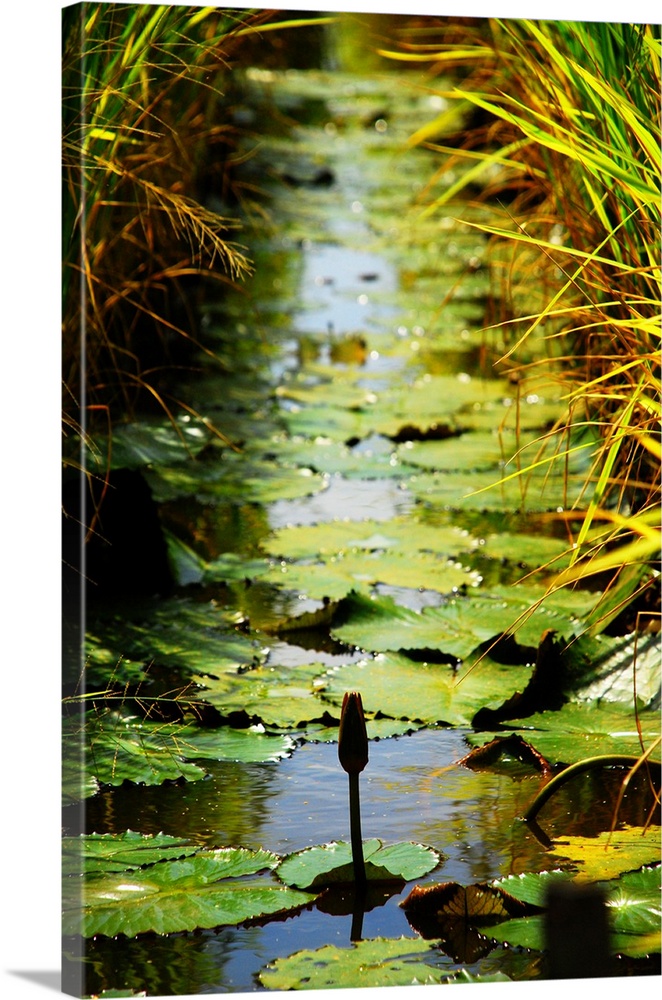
[379, 15, 660, 625]
[62, 8, 660, 625]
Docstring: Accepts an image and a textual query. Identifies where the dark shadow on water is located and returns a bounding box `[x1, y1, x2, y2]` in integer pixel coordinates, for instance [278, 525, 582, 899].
[8, 971, 61, 993]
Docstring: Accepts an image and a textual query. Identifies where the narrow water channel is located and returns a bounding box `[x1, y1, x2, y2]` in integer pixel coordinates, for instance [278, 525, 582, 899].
[64, 15, 656, 996]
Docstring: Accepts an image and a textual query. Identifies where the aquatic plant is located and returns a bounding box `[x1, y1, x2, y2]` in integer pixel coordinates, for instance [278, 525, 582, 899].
[62, 4, 260, 451]
[381, 17, 661, 626]
[338, 690, 369, 888]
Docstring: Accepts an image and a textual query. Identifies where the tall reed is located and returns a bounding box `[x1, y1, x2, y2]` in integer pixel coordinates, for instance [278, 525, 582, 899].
[62, 3, 274, 469]
[383, 17, 661, 625]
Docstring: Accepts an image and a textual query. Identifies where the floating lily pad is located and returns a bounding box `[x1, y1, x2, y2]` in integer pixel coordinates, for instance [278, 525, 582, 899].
[89, 417, 212, 471]
[488, 869, 577, 908]
[570, 630, 661, 709]
[63, 714, 208, 789]
[331, 587, 593, 659]
[62, 831, 198, 877]
[603, 865, 662, 936]
[64, 847, 315, 938]
[89, 597, 266, 676]
[258, 936, 449, 990]
[147, 452, 326, 505]
[548, 827, 662, 881]
[263, 550, 480, 602]
[322, 651, 533, 727]
[193, 660, 332, 728]
[273, 435, 416, 479]
[265, 516, 478, 560]
[277, 839, 441, 890]
[467, 702, 661, 764]
[478, 531, 574, 570]
[408, 466, 587, 512]
[280, 372, 507, 443]
[483, 865, 662, 954]
[64, 712, 295, 790]
[397, 429, 541, 473]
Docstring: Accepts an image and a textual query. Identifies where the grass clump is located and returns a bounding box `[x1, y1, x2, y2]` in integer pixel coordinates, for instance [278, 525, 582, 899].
[62, 2, 274, 468]
[383, 17, 661, 626]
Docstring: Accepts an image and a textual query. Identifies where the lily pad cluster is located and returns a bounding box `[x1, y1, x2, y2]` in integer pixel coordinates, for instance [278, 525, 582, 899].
[63, 831, 441, 939]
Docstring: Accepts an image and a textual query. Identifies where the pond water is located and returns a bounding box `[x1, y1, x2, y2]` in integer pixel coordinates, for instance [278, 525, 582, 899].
[64, 15, 660, 997]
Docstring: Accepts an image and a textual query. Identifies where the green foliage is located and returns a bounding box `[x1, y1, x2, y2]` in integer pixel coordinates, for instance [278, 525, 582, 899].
[276, 839, 441, 890]
[484, 865, 661, 955]
[62, 3, 260, 450]
[259, 936, 450, 990]
[62, 707, 295, 800]
[467, 703, 661, 765]
[62, 831, 198, 877]
[384, 17, 661, 614]
[331, 586, 595, 658]
[322, 650, 534, 728]
[64, 844, 314, 937]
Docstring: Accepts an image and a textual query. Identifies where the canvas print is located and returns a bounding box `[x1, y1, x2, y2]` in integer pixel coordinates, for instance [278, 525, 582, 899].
[61, 2, 661, 996]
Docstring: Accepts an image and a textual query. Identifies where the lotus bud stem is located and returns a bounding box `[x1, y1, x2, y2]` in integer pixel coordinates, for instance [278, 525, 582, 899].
[338, 691, 368, 889]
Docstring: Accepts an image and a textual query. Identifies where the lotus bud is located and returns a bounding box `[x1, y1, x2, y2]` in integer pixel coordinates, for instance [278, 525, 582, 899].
[338, 691, 368, 775]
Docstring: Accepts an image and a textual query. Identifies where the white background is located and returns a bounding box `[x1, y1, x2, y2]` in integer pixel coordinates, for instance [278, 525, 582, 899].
[2, 1, 659, 998]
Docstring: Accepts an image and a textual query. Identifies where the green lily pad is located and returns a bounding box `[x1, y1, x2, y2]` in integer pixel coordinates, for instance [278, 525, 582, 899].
[192, 660, 332, 729]
[89, 417, 212, 471]
[147, 452, 325, 505]
[273, 434, 416, 479]
[258, 936, 449, 990]
[483, 865, 662, 953]
[62, 831, 198, 876]
[158, 721, 297, 763]
[489, 869, 578, 907]
[332, 587, 592, 659]
[604, 865, 662, 935]
[397, 429, 541, 473]
[548, 827, 662, 881]
[479, 531, 575, 570]
[265, 516, 478, 561]
[570, 630, 661, 709]
[89, 597, 266, 675]
[263, 550, 480, 602]
[467, 702, 661, 764]
[277, 839, 441, 890]
[408, 466, 586, 512]
[322, 651, 533, 727]
[478, 914, 546, 951]
[492, 865, 661, 926]
[65, 712, 295, 789]
[64, 847, 315, 937]
[280, 372, 507, 443]
[63, 714, 209, 788]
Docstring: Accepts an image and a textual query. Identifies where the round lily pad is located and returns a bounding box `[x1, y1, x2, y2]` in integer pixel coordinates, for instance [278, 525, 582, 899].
[276, 838, 441, 890]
